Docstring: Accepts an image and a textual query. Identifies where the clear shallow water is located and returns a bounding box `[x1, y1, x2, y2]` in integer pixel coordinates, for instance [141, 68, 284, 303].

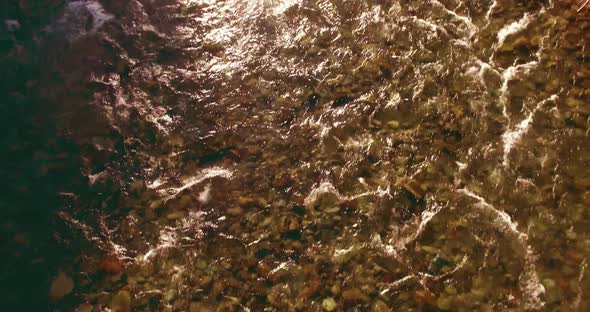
[3, 0, 590, 311]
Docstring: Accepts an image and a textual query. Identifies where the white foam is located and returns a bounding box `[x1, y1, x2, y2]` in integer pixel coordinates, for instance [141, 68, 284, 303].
[51, 1, 114, 41]
[147, 178, 165, 189]
[484, 0, 498, 27]
[161, 167, 233, 201]
[84, 1, 115, 32]
[459, 189, 545, 309]
[414, 204, 443, 241]
[578, 0, 590, 12]
[304, 181, 341, 207]
[429, 0, 478, 39]
[460, 189, 526, 241]
[465, 59, 500, 88]
[574, 259, 587, 308]
[198, 183, 212, 204]
[499, 61, 538, 120]
[142, 226, 178, 261]
[502, 95, 557, 166]
[497, 14, 533, 48]
[143, 210, 208, 261]
[411, 17, 449, 38]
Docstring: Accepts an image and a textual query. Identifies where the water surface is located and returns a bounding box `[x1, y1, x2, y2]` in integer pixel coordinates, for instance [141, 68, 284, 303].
[3, 0, 590, 311]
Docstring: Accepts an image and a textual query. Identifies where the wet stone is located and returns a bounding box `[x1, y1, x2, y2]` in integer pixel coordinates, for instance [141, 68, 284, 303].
[437, 296, 452, 311]
[372, 300, 390, 312]
[190, 302, 211, 312]
[164, 289, 178, 302]
[49, 272, 74, 301]
[342, 288, 369, 303]
[321, 297, 337, 311]
[74, 303, 93, 312]
[111, 290, 132, 312]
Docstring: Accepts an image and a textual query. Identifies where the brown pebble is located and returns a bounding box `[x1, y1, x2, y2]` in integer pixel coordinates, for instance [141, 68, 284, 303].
[342, 288, 369, 303]
[575, 177, 590, 188]
[372, 300, 391, 312]
[49, 272, 74, 301]
[74, 303, 93, 312]
[98, 254, 124, 274]
[414, 290, 436, 306]
[402, 179, 425, 199]
[111, 290, 131, 312]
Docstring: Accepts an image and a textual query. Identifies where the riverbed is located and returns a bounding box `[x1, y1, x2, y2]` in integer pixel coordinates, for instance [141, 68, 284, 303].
[2, 0, 590, 311]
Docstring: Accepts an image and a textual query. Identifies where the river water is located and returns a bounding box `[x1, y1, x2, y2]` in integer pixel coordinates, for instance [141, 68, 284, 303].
[2, 0, 590, 311]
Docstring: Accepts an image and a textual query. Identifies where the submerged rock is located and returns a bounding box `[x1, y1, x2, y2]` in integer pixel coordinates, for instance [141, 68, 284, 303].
[98, 254, 124, 274]
[321, 297, 337, 311]
[372, 300, 390, 312]
[436, 295, 453, 311]
[49, 272, 74, 301]
[342, 288, 369, 303]
[190, 302, 212, 312]
[387, 120, 400, 129]
[74, 303, 93, 312]
[110, 290, 132, 312]
[402, 179, 425, 199]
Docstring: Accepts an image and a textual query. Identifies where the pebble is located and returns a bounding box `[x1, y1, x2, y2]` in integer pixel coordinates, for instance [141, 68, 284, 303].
[325, 206, 340, 213]
[149, 200, 162, 210]
[129, 180, 144, 194]
[387, 120, 400, 129]
[437, 296, 452, 310]
[98, 255, 124, 274]
[398, 292, 411, 300]
[227, 206, 243, 216]
[545, 79, 560, 92]
[196, 259, 208, 270]
[414, 290, 435, 305]
[330, 284, 341, 295]
[402, 179, 425, 199]
[111, 290, 131, 312]
[190, 302, 211, 312]
[372, 300, 390, 312]
[470, 288, 487, 299]
[566, 97, 583, 108]
[321, 297, 337, 311]
[566, 228, 577, 240]
[543, 278, 556, 289]
[421, 245, 438, 254]
[238, 196, 255, 206]
[74, 303, 93, 312]
[445, 284, 457, 295]
[166, 211, 185, 220]
[575, 177, 590, 188]
[165, 289, 178, 302]
[333, 246, 360, 264]
[342, 288, 369, 302]
[49, 272, 74, 301]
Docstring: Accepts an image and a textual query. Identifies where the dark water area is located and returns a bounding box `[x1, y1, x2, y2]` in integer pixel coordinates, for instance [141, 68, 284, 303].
[1, 0, 590, 311]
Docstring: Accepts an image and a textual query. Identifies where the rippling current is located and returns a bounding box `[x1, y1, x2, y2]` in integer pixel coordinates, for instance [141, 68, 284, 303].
[3, 0, 590, 311]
